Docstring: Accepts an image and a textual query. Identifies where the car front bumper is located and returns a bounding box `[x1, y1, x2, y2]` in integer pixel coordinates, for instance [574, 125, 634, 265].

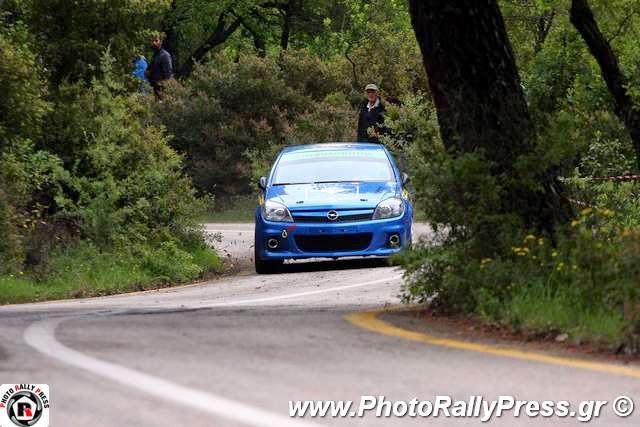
[255, 213, 412, 261]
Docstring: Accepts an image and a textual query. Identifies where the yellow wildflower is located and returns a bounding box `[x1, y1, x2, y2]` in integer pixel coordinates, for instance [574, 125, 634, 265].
[571, 220, 580, 228]
[580, 208, 593, 216]
[538, 238, 545, 246]
[525, 235, 536, 241]
[601, 209, 615, 218]
[551, 251, 558, 257]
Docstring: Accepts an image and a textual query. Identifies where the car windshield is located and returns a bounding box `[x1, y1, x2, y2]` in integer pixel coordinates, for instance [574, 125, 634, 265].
[272, 149, 395, 185]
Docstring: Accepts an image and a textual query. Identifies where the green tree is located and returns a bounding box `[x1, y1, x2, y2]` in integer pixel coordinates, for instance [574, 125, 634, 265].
[570, 0, 640, 168]
[18, 0, 170, 84]
[0, 24, 61, 273]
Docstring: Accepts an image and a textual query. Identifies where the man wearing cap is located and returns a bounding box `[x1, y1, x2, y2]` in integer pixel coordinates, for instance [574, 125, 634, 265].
[357, 83, 386, 143]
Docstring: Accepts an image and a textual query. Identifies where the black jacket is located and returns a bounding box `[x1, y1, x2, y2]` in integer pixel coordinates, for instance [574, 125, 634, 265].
[357, 98, 386, 143]
[148, 48, 173, 83]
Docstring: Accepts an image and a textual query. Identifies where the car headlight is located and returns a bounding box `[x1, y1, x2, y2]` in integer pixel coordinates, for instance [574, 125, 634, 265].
[261, 200, 293, 222]
[372, 197, 405, 220]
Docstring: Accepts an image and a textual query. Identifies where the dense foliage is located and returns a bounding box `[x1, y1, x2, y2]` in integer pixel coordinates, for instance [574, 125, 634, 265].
[156, 51, 356, 195]
[0, 16, 218, 302]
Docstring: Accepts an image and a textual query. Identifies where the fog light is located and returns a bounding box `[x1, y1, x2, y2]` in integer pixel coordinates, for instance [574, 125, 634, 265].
[267, 238, 279, 250]
[389, 234, 401, 247]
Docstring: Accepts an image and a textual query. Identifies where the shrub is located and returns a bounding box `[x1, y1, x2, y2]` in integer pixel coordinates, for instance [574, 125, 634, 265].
[0, 24, 63, 273]
[0, 23, 50, 144]
[1, 48, 215, 287]
[400, 207, 640, 350]
[39, 54, 209, 251]
[158, 50, 358, 197]
[388, 86, 640, 351]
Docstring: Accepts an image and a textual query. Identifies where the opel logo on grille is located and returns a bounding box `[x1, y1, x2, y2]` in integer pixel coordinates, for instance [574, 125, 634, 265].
[327, 210, 339, 221]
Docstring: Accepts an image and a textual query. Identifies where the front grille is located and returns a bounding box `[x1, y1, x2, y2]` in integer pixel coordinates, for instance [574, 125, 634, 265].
[295, 233, 372, 252]
[293, 213, 372, 223]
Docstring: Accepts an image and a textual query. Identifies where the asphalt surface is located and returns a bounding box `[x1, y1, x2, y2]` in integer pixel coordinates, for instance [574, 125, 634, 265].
[1, 223, 639, 426]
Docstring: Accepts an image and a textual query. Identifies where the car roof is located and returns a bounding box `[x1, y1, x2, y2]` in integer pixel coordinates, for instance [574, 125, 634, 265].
[281, 143, 387, 153]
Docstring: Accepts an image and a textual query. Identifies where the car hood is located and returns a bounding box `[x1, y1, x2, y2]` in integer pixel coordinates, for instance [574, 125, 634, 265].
[266, 181, 398, 210]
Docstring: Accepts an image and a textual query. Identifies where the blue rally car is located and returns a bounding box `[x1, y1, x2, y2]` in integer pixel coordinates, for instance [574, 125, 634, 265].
[254, 143, 413, 274]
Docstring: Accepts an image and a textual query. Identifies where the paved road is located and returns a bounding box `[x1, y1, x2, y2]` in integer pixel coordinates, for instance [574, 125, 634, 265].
[1, 223, 639, 426]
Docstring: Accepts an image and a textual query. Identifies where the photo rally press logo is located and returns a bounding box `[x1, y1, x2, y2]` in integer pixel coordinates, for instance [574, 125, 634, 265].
[0, 385, 49, 427]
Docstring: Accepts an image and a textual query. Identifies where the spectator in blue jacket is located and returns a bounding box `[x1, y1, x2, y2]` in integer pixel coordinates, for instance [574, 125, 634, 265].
[131, 55, 149, 93]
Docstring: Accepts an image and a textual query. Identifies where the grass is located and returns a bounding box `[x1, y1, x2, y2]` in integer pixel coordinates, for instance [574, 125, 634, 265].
[0, 241, 223, 305]
[504, 282, 627, 346]
[201, 195, 256, 223]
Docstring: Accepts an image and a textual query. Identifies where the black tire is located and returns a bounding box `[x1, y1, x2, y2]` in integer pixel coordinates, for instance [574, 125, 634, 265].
[254, 236, 283, 274]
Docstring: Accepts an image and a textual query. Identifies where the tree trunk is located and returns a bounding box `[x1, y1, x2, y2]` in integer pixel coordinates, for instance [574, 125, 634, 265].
[251, 30, 267, 57]
[533, 10, 555, 54]
[408, 0, 568, 234]
[162, 0, 179, 65]
[570, 0, 640, 169]
[280, 0, 295, 50]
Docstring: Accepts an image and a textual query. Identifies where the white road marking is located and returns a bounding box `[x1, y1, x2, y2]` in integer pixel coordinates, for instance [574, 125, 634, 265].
[24, 274, 403, 427]
[24, 317, 318, 427]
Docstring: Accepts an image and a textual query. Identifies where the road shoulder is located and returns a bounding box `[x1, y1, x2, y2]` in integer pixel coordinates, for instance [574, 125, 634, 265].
[346, 306, 640, 379]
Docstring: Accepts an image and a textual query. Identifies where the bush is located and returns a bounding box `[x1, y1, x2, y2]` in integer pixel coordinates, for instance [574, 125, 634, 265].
[400, 207, 640, 350]
[1, 47, 218, 295]
[0, 24, 63, 273]
[38, 54, 210, 251]
[158, 50, 357, 197]
[388, 84, 640, 351]
[0, 23, 50, 144]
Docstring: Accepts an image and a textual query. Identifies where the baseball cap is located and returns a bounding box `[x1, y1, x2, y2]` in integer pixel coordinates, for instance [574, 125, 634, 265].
[364, 83, 379, 92]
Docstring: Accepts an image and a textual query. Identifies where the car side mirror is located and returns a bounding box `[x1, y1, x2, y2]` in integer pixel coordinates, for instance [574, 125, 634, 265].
[258, 176, 267, 190]
[402, 173, 410, 185]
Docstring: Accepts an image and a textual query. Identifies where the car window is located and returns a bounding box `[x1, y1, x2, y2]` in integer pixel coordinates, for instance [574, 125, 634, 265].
[272, 149, 395, 185]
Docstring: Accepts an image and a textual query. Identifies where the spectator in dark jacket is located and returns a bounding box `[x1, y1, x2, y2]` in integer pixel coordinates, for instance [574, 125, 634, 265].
[145, 35, 173, 99]
[357, 83, 386, 143]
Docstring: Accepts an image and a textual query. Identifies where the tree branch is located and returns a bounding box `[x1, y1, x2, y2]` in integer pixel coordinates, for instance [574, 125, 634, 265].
[607, 8, 640, 43]
[570, 0, 640, 168]
[178, 10, 242, 77]
[533, 10, 555, 53]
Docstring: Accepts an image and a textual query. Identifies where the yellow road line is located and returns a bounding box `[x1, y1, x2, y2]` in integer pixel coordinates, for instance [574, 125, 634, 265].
[345, 306, 640, 379]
